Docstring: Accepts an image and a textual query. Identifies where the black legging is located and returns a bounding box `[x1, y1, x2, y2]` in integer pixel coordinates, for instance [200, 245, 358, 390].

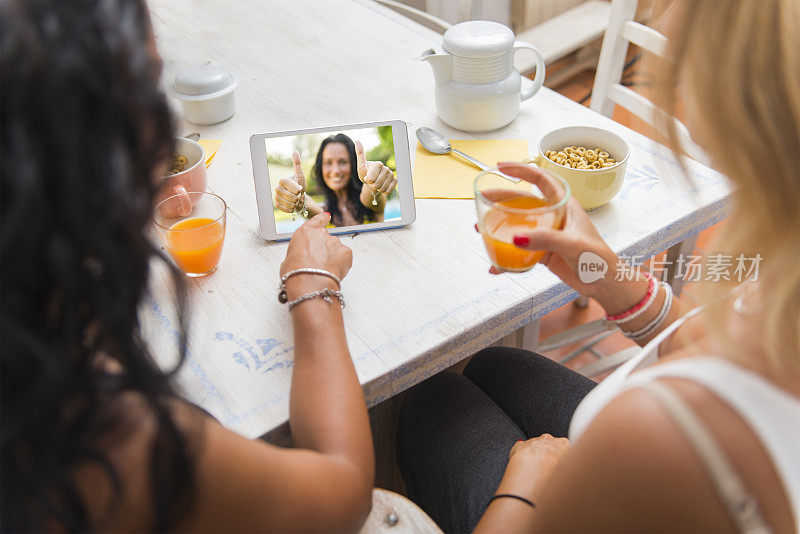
[396, 347, 597, 534]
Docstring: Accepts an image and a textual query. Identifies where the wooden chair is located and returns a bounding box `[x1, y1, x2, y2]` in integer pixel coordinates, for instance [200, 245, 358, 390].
[373, 0, 452, 34]
[359, 488, 443, 533]
[590, 0, 707, 294]
[515, 0, 710, 377]
[514, 0, 612, 87]
[375, 0, 611, 88]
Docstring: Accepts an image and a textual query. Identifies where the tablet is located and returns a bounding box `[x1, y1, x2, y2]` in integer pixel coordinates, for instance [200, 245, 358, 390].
[250, 120, 415, 241]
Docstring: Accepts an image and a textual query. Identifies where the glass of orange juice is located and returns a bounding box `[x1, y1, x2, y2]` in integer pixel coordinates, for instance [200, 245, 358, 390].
[474, 166, 570, 273]
[154, 192, 226, 277]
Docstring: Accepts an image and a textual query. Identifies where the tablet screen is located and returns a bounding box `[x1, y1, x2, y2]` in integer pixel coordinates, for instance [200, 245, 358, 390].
[265, 125, 402, 233]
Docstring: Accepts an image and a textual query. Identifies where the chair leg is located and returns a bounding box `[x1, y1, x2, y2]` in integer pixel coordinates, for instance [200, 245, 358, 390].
[663, 234, 699, 297]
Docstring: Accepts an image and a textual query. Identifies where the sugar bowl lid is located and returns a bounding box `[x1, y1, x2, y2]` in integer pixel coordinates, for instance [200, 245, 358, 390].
[443, 21, 515, 58]
[169, 65, 239, 101]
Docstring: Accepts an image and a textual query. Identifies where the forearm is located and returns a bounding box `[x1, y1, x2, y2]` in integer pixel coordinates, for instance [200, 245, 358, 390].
[286, 275, 373, 478]
[474, 461, 543, 534]
[474, 499, 536, 534]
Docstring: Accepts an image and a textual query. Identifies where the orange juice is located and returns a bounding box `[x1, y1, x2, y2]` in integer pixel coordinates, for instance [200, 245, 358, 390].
[165, 217, 225, 275]
[479, 195, 561, 272]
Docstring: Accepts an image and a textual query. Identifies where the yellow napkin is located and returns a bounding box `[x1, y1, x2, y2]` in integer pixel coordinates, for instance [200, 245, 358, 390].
[198, 139, 222, 168]
[412, 139, 529, 199]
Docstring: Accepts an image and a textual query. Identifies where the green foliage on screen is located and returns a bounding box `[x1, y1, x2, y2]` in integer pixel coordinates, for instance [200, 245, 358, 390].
[366, 125, 395, 170]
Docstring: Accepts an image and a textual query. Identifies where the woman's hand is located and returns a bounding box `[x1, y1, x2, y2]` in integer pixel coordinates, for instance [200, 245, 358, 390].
[355, 140, 397, 195]
[496, 163, 620, 298]
[496, 162, 649, 315]
[474, 434, 571, 533]
[280, 213, 353, 297]
[274, 151, 307, 214]
[497, 434, 572, 501]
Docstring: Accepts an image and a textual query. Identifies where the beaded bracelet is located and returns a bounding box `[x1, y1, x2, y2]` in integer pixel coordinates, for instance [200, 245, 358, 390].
[623, 282, 673, 341]
[606, 271, 656, 323]
[278, 268, 341, 303]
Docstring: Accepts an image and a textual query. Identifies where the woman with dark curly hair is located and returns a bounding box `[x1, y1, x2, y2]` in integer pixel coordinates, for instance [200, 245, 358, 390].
[274, 133, 398, 227]
[1, 1, 373, 531]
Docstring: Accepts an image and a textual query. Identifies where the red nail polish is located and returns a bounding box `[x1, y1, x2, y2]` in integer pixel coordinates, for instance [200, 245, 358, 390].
[517, 439, 524, 442]
[324, 212, 330, 216]
[513, 235, 529, 247]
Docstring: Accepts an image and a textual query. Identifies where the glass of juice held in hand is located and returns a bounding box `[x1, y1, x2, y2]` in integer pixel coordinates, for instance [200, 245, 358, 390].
[154, 192, 226, 277]
[474, 165, 570, 273]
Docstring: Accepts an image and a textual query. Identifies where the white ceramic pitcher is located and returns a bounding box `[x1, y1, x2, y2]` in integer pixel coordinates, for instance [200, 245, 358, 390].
[421, 21, 545, 132]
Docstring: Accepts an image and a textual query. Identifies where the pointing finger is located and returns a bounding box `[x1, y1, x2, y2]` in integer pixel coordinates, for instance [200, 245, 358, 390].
[355, 140, 368, 181]
[304, 211, 331, 228]
[291, 151, 307, 190]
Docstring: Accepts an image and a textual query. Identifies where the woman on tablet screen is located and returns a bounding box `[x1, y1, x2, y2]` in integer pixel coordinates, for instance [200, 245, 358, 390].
[274, 133, 398, 227]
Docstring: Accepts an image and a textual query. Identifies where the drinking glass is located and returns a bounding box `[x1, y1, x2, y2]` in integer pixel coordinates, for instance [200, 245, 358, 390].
[474, 166, 570, 273]
[154, 191, 227, 277]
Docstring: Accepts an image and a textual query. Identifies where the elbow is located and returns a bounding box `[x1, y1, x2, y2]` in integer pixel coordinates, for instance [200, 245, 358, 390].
[344, 489, 374, 533]
[344, 471, 375, 532]
[332, 464, 374, 533]
[303, 448, 374, 532]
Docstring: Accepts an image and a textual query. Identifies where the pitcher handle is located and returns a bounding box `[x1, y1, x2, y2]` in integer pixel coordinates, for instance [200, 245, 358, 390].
[513, 42, 545, 101]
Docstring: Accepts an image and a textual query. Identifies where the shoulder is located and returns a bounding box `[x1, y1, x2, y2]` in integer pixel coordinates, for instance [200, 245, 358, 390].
[533, 381, 737, 531]
[73, 392, 208, 531]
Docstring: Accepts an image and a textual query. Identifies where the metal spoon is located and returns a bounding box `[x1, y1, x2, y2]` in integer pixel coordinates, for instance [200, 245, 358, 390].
[416, 127, 508, 175]
[414, 128, 548, 198]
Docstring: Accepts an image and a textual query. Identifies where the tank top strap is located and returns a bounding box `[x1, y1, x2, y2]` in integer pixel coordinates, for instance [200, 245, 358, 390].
[642, 380, 773, 534]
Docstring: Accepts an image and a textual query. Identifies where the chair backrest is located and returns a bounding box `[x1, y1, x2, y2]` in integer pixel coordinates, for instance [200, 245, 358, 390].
[590, 0, 708, 164]
[372, 0, 452, 34]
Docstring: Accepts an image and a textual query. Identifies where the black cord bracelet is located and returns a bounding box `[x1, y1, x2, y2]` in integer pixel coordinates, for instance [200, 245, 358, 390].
[488, 494, 536, 508]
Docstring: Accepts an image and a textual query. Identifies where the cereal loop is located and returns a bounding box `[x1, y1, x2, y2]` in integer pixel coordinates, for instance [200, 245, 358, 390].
[546, 144, 616, 170]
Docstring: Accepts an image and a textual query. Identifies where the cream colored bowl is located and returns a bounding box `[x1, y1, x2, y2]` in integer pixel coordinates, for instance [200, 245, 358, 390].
[527, 126, 629, 210]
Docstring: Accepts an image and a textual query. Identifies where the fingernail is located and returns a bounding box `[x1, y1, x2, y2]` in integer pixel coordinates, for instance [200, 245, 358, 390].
[324, 212, 330, 216]
[517, 439, 523, 442]
[513, 235, 529, 247]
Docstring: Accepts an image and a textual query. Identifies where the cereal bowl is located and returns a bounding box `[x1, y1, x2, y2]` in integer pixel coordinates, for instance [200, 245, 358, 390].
[156, 137, 207, 217]
[526, 126, 630, 210]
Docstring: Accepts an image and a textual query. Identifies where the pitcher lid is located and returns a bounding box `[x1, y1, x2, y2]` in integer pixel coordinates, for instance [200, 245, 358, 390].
[443, 21, 515, 58]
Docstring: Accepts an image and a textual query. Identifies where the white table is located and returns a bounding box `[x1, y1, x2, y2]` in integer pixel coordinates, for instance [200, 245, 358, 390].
[144, 0, 729, 440]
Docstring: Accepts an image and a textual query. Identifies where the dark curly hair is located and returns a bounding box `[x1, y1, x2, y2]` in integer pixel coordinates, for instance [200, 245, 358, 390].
[312, 133, 371, 226]
[1, 1, 195, 531]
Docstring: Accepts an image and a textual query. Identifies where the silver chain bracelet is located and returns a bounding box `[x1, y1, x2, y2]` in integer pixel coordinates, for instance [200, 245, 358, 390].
[287, 288, 345, 311]
[278, 268, 341, 304]
[290, 192, 308, 222]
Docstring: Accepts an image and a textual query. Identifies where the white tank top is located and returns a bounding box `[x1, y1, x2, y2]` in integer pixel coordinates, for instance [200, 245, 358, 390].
[569, 307, 800, 531]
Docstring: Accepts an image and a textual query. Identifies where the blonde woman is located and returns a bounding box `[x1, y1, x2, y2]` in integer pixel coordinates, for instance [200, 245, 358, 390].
[397, 1, 800, 532]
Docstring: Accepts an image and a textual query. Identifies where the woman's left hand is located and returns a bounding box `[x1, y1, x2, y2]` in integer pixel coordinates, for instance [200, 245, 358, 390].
[497, 434, 572, 500]
[355, 140, 397, 195]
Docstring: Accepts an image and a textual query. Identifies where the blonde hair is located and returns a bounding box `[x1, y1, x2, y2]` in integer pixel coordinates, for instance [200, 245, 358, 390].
[653, 0, 800, 376]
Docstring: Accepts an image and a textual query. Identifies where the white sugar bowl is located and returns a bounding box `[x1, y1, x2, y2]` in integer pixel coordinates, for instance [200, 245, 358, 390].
[168, 65, 239, 125]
